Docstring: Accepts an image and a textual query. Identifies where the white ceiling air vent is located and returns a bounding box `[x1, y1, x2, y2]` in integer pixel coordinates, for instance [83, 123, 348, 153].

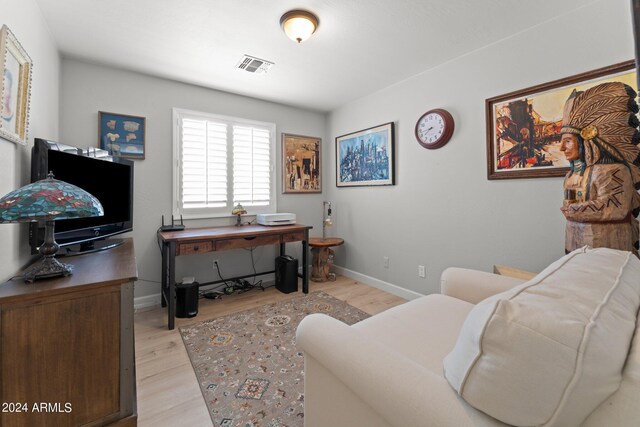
[235, 55, 274, 74]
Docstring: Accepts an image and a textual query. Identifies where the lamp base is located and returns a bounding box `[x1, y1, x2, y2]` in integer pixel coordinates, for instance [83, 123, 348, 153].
[23, 256, 73, 283]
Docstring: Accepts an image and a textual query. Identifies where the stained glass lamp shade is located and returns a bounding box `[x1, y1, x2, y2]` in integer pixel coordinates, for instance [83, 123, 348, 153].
[0, 173, 103, 282]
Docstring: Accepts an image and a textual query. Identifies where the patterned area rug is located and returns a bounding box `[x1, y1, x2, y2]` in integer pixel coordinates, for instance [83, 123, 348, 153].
[180, 291, 370, 427]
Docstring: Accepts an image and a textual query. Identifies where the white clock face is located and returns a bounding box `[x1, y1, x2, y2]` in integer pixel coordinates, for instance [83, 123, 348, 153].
[417, 113, 446, 144]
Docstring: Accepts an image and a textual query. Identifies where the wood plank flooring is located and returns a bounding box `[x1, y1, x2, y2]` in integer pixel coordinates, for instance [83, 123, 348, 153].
[134, 276, 406, 427]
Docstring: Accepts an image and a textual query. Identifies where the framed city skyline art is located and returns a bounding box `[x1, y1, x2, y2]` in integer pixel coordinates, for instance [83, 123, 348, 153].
[486, 60, 636, 180]
[336, 122, 395, 187]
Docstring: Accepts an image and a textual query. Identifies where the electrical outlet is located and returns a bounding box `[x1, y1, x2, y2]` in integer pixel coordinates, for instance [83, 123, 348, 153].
[418, 265, 426, 278]
[383, 257, 389, 268]
[212, 259, 219, 269]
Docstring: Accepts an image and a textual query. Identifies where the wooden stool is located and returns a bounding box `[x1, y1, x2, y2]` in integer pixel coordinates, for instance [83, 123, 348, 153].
[309, 237, 344, 282]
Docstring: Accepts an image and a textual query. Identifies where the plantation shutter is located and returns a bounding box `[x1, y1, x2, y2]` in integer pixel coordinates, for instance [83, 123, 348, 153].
[181, 119, 228, 208]
[174, 108, 275, 218]
[233, 125, 271, 206]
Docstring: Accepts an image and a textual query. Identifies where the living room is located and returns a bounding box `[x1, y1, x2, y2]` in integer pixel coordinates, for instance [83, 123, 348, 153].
[2, 0, 639, 426]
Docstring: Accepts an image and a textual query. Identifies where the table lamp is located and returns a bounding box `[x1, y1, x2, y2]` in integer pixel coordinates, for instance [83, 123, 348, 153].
[322, 201, 332, 239]
[0, 172, 104, 282]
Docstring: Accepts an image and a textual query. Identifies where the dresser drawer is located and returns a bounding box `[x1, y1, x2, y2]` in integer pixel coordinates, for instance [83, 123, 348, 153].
[216, 234, 280, 251]
[282, 231, 305, 243]
[178, 241, 213, 255]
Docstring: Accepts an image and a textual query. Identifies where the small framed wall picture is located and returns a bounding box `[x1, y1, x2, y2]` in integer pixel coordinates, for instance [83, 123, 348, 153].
[99, 111, 146, 160]
[282, 133, 321, 193]
[0, 25, 32, 145]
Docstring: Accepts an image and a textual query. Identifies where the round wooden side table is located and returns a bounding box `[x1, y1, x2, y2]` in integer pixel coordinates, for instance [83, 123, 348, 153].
[309, 237, 344, 282]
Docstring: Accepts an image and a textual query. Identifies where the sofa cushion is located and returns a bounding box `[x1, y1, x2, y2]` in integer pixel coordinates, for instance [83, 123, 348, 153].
[354, 294, 474, 374]
[443, 247, 640, 427]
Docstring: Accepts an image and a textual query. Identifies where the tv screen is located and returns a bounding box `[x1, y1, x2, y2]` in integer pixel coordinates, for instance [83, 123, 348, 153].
[29, 138, 134, 255]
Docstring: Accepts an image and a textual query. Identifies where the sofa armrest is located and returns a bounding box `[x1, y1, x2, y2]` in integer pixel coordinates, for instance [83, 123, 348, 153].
[297, 313, 501, 427]
[440, 267, 527, 304]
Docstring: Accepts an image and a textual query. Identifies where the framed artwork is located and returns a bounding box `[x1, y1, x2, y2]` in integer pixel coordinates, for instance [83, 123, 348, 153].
[336, 122, 395, 187]
[0, 25, 32, 145]
[99, 111, 146, 160]
[282, 133, 321, 193]
[486, 60, 636, 180]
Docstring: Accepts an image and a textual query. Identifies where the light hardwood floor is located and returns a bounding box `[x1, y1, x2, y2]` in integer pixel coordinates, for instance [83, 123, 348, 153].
[134, 276, 406, 427]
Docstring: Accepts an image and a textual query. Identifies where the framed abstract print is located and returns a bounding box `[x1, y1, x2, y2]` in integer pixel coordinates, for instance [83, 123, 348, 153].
[336, 122, 395, 187]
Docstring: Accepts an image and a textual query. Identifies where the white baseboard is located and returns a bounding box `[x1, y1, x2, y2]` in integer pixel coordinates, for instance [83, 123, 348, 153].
[133, 268, 423, 309]
[134, 293, 162, 311]
[332, 265, 425, 301]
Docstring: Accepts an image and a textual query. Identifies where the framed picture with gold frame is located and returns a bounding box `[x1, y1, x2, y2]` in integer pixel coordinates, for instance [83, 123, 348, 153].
[0, 25, 32, 145]
[282, 133, 321, 193]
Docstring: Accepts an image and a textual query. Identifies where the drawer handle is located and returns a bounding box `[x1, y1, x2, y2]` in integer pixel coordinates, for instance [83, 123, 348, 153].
[243, 236, 257, 241]
[194, 245, 200, 251]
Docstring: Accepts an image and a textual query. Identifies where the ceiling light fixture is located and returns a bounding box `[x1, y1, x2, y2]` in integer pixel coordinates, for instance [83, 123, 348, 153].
[280, 10, 319, 43]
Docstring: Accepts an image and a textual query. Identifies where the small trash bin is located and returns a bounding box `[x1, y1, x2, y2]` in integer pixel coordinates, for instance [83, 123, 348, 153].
[275, 255, 298, 293]
[176, 280, 199, 318]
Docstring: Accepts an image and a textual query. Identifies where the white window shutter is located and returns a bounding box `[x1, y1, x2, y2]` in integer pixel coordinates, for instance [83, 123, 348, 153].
[181, 119, 227, 208]
[174, 108, 275, 218]
[233, 126, 271, 206]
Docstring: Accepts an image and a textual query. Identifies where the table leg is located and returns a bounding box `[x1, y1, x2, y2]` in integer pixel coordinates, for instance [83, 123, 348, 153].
[302, 233, 309, 293]
[161, 242, 168, 308]
[279, 242, 285, 256]
[168, 242, 176, 330]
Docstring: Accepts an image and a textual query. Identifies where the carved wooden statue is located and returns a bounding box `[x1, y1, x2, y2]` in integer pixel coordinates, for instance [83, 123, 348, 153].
[560, 82, 640, 257]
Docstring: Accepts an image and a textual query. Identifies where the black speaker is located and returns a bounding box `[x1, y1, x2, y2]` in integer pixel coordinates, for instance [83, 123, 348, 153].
[275, 255, 298, 294]
[176, 281, 199, 318]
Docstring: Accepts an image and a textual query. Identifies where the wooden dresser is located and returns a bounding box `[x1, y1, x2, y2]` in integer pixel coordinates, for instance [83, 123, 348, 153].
[0, 238, 138, 426]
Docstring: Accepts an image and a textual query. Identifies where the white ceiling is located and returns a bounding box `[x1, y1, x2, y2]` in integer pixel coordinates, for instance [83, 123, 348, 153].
[35, 0, 592, 112]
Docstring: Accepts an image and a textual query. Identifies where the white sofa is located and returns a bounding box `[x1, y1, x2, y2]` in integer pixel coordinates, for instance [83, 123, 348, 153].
[297, 247, 640, 427]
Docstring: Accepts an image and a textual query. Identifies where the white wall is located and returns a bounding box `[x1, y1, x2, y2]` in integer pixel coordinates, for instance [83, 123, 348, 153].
[1, 0, 60, 280]
[327, 0, 635, 295]
[59, 60, 327, 300]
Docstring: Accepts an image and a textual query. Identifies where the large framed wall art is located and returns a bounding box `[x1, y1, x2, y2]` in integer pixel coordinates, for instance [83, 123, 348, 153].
[335, 122, 395, 187]
[486, 60, 636, 180]
[0, 25, 32, 146]
[282, 133, 321, 193]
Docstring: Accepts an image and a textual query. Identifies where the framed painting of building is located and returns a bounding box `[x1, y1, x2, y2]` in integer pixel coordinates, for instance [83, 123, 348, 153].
[335, 122, 395, 187]
[486, 60, 636, 180]
[282, 133, 321, 193]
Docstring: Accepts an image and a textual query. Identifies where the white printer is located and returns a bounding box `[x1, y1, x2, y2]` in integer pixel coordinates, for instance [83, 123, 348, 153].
[256, 213, 296, 226]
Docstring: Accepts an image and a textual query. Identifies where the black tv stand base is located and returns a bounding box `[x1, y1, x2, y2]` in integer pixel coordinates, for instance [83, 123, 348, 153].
[57, 239, 125, 257]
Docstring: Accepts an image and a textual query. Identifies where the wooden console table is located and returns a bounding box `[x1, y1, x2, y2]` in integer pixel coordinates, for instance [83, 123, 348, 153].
[0, 238, 138, 426]
[159, 224, 312, 330]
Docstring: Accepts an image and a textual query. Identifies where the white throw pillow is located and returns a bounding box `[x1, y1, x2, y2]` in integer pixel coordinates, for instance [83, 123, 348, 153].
[443, 247, 640, 427]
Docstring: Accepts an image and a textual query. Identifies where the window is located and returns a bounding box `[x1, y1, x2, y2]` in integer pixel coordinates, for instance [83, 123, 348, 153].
[173, 108, 276, 218]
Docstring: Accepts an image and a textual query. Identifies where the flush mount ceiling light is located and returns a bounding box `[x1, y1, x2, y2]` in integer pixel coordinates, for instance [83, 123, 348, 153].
[280, 10, 319, 43]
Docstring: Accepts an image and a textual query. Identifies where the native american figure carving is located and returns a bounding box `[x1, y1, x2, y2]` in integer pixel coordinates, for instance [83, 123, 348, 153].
[560, 82, 640, 257]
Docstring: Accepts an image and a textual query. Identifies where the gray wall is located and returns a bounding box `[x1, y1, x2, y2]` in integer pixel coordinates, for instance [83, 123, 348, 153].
[327, 0, 635, 295]
[1, 0, 60, 280]
[59, 60, 327, 301]
[9, 0, 635, 303]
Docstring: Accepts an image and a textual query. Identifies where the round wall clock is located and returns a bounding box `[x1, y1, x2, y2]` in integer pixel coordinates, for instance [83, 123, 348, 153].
[415, 108, 455, 149]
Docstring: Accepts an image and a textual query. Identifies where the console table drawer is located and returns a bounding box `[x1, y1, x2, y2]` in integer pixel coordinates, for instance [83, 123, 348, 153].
[216, 234, 280, 251]
[282, 231, 305, 243]
[178, 241, 213, 255]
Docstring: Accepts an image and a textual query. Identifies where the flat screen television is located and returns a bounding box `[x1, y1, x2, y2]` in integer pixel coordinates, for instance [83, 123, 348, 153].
[29, 138, 134, 255]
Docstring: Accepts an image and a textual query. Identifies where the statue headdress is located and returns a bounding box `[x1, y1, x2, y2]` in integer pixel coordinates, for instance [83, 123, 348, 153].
[561, 82, 640, 196]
